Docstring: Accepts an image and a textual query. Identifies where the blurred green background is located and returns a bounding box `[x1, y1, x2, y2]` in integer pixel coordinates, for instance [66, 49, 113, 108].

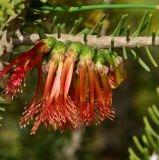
[0, 0, 159, 160]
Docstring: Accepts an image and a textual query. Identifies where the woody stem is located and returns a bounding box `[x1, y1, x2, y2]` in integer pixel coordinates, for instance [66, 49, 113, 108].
[11, 34, 159, 48]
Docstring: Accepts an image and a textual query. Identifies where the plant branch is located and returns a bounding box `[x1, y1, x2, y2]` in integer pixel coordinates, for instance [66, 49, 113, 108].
[11, 34, 159, 48]
[63, 129, 83, 160]
[39, 4, 159, 12]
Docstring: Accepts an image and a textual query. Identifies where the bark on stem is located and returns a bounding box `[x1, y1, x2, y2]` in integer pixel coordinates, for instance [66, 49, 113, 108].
[4, 34, 159, 48]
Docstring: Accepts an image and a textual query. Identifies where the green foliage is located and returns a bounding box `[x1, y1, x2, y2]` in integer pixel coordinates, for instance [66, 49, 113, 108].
[129, 105, 159, 160]
[46, 12, 158, 72]
[0, 0, 25, 26]
[110, 11, 158, 72]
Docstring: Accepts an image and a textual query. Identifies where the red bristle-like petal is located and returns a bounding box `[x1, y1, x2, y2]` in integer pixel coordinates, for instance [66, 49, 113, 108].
[43, 56, 57, 97]
[64, 62, 75, 100]
[48, 57, 63, 104]
[86, 60, 95, 124]
[0, 42, 44, 76]
[79, 62, 86, 118]
[93, 72, 113, 122]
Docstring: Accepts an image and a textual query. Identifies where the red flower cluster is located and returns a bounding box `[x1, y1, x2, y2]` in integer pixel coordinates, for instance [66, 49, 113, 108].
[0, 38, 55, 99]
[0, 38, 126, 134]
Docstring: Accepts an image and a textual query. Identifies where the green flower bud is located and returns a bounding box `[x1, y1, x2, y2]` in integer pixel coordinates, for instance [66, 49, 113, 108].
[103, 49, 114, 65]
[68, 42, 83, 56]
[49, 41, 66, 63]
[46, 37, 56, 49]
[95, 50, 106, 65]
[80, 44, 95, 60]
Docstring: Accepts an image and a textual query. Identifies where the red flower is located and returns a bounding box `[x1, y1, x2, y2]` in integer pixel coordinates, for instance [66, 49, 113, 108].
[0, 38, 56, 99]
[74, 47, 115, 126]
[20, 41, 83, 134]
[1, 38, 127, 134]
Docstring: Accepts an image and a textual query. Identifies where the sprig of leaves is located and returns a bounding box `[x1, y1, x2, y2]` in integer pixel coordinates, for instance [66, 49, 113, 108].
[0, 0, 25, 27]
[129, 105, 159, 160]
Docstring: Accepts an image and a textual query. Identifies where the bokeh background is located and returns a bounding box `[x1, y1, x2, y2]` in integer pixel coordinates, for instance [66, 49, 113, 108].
[0, 0, 159, 160]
